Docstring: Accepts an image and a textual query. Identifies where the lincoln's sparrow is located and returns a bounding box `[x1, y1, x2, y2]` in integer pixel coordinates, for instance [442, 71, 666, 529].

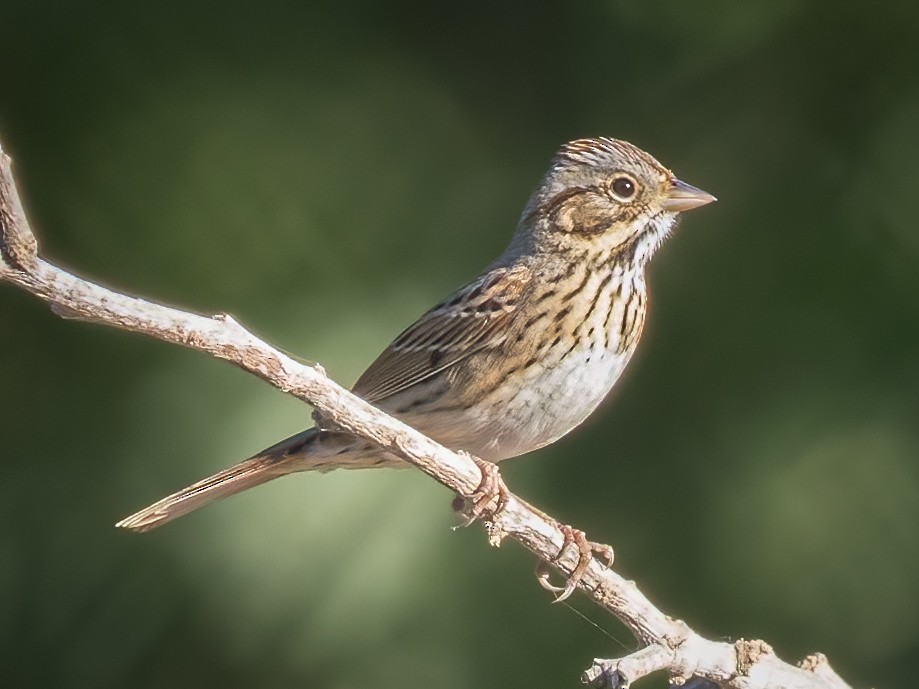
[118, 137, 714, 534]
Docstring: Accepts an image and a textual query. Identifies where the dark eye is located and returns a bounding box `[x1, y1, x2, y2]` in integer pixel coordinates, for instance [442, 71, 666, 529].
[611, 176, 637, 200]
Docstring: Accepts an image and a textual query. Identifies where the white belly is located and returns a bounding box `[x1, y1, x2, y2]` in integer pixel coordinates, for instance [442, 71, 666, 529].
[479, 343, 633, 460]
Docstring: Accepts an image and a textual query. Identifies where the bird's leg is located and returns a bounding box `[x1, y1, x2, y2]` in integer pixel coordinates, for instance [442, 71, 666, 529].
[536, 525, 615, 602]
[452, 455, 510, 526]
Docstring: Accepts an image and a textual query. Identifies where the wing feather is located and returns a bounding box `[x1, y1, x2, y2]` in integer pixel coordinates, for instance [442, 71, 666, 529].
[352, 265, 531, 403]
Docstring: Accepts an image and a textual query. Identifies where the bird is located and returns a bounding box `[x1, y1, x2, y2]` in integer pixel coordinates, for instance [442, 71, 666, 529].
[118, 137, 715, 558]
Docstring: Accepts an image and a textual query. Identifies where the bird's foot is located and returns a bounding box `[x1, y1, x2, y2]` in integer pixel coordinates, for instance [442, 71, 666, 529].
[536, 525, 614, 602]
[452, 456, 510, 527]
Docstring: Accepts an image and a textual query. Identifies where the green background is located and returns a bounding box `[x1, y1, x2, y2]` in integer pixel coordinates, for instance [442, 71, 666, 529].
[1, 2, 917, 687]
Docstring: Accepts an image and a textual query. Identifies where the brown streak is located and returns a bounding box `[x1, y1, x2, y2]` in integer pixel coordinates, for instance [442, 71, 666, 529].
[561, 268, 592, 304]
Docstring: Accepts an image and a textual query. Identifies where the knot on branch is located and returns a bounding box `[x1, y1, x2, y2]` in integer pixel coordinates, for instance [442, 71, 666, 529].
[798, 652, 849, 687]
[734, 639, 773, 676]
[798, 653, 829, 673]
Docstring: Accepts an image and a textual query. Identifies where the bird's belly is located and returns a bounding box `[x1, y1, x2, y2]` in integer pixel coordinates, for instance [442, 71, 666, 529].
[467, 345, 634, 461]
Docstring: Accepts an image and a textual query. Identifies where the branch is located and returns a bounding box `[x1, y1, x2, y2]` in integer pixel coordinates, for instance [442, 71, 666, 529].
[0, 139, 855, 689]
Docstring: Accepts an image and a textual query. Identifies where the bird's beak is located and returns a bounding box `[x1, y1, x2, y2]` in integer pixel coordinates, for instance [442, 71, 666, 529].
[660, 178, 717, 212]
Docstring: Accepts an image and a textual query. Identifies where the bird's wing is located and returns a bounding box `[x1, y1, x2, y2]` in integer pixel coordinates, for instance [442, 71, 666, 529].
[352, 264, 531, 403]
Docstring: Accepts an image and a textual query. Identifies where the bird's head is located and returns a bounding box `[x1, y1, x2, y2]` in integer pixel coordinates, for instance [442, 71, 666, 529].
[515, 137, 715, 265]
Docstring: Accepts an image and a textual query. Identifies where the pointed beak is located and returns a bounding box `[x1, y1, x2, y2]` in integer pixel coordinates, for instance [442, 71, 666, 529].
[660, 178, 717, 212]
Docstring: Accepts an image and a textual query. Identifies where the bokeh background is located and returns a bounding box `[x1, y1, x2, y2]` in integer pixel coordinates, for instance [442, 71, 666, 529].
[1, 2, 917, 687]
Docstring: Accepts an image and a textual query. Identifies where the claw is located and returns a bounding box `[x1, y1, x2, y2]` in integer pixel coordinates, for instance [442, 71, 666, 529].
[454, 457, 509, 527]
[536, 525, 614, 602]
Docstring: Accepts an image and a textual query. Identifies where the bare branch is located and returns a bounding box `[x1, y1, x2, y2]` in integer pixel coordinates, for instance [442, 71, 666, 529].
[0, 139, 856, 689]
[0, 144, 38, 274]
[583, 643, 673, 688]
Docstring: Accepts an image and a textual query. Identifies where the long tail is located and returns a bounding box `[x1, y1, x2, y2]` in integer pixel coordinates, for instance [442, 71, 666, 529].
[116, 428, 396, 533]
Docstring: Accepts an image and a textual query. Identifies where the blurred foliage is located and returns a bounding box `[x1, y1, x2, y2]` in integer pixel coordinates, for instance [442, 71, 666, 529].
[1, 1, 917, 688]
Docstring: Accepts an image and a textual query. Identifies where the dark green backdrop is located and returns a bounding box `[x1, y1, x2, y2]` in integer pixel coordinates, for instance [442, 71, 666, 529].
[1, 2, 917, 688]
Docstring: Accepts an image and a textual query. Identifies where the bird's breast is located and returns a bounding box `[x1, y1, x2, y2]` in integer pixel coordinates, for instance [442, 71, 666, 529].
[467, 266, 647, 460]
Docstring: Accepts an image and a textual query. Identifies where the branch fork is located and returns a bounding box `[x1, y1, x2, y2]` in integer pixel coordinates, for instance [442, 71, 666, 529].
[0, 139, 856, 689]
[583, 638, 851, 689]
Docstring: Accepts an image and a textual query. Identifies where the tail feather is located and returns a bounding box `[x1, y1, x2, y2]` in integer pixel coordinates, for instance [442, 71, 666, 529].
[116, 427, 321, 533]
[116, 455, 280, 532]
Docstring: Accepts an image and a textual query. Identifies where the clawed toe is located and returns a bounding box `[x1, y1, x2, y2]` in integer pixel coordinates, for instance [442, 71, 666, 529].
[536, 524, 614, 602]
[454, 457, 509, 527]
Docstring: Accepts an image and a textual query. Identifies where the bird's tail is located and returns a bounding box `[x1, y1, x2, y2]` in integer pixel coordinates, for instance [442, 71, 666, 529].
[116, 428, 396, 532]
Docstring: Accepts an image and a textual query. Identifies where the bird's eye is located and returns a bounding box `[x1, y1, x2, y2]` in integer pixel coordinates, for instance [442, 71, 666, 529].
[610, 175, 637, 200]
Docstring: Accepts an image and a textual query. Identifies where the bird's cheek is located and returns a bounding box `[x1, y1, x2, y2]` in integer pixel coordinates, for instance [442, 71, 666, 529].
[553, 199, 614, 236]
